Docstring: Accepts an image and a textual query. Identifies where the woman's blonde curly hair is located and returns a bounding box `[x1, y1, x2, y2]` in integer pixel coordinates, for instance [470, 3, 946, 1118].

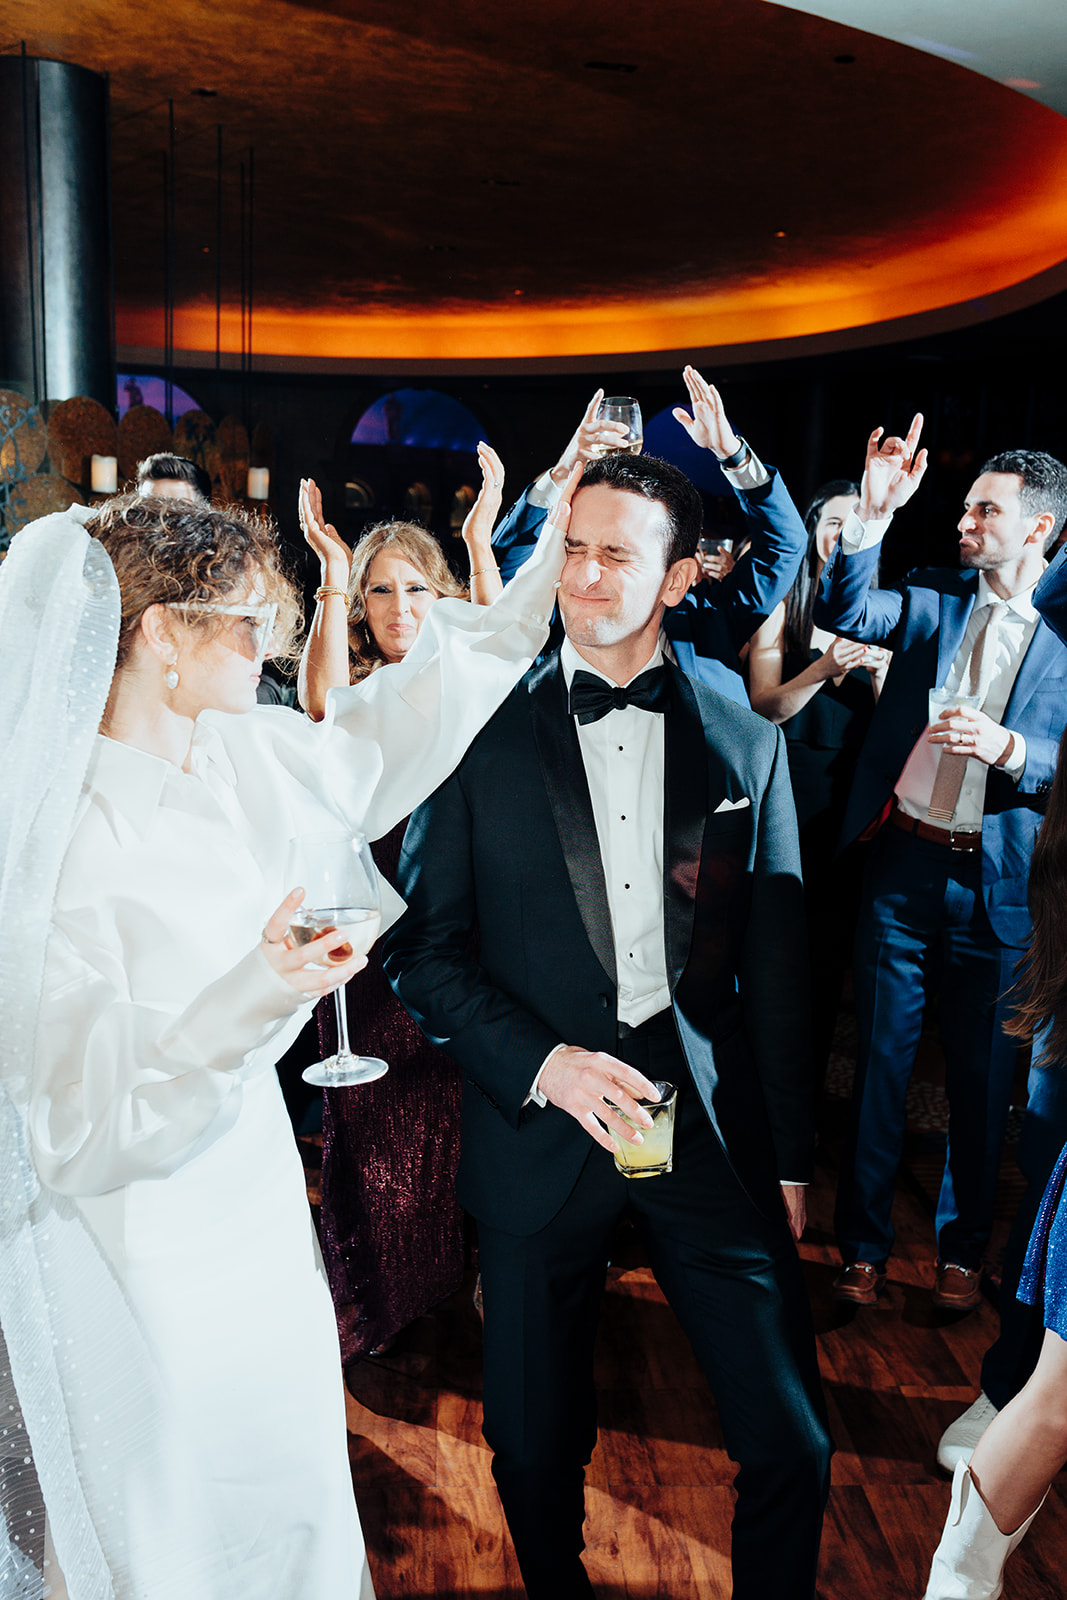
[87, 492, 302, 668]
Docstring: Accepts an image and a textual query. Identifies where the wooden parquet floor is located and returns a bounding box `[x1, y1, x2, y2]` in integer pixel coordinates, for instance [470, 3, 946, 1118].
[336, 1124, 1067, 1598]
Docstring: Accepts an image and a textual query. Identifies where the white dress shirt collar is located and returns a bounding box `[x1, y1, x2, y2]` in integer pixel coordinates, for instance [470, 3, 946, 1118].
[560, 634, 666, 692]
[973, 569, 1040, 622]
[86, 722, 240, 841]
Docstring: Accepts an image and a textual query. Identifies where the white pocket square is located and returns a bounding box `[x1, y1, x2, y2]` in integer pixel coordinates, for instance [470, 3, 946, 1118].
[714, 796, 751, 813]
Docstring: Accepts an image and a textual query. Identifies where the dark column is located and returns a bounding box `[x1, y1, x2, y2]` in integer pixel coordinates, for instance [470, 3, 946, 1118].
[0, 54, 113, 408]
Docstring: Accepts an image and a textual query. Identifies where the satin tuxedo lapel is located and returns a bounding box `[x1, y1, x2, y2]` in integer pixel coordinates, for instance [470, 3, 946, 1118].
[529, 657, 617, 985]
[934, 574, 979, 689]
[663, 661, 708, 989]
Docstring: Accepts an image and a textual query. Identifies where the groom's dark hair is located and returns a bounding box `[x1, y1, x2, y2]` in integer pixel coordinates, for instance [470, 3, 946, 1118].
[578, 453, 703, 569]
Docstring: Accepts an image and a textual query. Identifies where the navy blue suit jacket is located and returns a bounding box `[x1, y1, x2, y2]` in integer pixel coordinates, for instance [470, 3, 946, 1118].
[1035, 541, 1067, 647]
[383, 655, 813, 1237]
[815, 541, 1067, 949]
[492, 467, 808, 706]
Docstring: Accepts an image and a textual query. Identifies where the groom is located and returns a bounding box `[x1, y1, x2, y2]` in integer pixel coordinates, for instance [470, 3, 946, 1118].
[384, 452, 831, 1599]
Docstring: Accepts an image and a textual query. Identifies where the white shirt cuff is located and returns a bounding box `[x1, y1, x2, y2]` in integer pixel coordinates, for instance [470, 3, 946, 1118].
[780, 1180, 808, 1187]
[722, 444, 771, 492]
[1002, 730, 1026, 779]
[526, 471, 560, 511]
[840, 507, 893, 553]
[524, 1042, 566, 1108]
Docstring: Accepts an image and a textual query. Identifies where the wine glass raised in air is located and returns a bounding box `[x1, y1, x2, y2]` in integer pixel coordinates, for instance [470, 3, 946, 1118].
[287, 832, 388, 1088]
[594, 396, 643, 456]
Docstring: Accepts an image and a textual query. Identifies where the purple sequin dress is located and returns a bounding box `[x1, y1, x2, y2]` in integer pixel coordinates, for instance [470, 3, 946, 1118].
[1018, 1134, 1067, 1340]
[318, 820, 465, 1362]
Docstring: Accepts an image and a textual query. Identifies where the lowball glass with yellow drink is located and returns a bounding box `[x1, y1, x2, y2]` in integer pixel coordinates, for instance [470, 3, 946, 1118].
[607, 1081, 678, 1178]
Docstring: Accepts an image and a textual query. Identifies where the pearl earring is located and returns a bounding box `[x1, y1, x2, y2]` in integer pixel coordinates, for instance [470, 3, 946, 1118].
[165, 663, 180, 690]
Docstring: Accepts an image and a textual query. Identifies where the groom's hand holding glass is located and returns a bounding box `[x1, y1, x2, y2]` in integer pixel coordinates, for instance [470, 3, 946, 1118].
[538, 1045, 660, 1154]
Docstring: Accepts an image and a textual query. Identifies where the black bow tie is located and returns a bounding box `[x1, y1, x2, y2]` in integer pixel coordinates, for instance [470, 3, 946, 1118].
[568, 666, 668, 725]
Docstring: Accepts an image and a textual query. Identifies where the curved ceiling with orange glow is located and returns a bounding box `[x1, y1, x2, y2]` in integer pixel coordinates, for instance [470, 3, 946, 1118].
[6, 0, 1067, 369]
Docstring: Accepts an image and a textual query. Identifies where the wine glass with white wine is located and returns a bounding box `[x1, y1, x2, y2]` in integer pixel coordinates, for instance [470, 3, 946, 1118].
[594, 396, 643, 456]
[287, 832, 388, 1088]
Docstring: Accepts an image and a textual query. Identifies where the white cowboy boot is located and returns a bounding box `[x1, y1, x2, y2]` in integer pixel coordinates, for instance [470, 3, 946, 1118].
[923, 1460, 1046, 1598]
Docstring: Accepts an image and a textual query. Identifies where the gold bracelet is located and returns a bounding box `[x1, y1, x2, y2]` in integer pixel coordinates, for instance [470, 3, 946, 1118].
[315, 585, 348, 602]
[469, 567, 497, 578]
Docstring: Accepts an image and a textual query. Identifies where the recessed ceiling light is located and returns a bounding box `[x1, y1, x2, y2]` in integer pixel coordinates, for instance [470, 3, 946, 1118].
[584, 61, 638, 74]
[775, 231, 787, 238]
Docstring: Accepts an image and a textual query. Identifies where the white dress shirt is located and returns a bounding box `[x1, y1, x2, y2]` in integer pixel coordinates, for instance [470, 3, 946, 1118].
[837, 508, 1032, 829]
[527, 636, 670, 1107]
[562, 637, 672, 1027]
[895, 574, 1034, 828]
[528, 642, 806, 1190]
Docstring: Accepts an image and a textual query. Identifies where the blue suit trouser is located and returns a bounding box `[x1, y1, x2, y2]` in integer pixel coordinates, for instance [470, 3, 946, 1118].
[836, 826, 1020, 1271]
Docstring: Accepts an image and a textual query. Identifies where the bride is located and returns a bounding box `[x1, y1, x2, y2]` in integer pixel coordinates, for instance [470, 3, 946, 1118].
[0, 468, 573, 1598]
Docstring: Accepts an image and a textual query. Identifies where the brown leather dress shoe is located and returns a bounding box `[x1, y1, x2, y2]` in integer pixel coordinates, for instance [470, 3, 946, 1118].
[932, 1261, 983, 1311]
[831, 1261, 887, 1305]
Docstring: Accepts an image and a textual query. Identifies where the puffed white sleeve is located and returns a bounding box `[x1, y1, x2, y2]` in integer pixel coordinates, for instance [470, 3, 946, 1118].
[315, 512, 563, 839]
[29, 917, 308, 1197]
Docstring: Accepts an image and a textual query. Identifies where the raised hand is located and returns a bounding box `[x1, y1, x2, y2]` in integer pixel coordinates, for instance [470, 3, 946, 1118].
[549, 461, 584, 537]
[672, 366, 744, 461]
[260, 889, 368, 996]
[461, 442, 505, 603]
[698, 544, 737, 583]
[550, 391, 631, 483]
[859, 413, 928, 521]
[460, 442, 505, 549]
[675, 366, 742, 460]
[299, 478, 353, 583]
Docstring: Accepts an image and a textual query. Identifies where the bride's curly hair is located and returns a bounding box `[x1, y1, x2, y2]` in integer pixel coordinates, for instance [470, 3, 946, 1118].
[1007, 726, 1067, 1066]
[86, 492, 302, 668]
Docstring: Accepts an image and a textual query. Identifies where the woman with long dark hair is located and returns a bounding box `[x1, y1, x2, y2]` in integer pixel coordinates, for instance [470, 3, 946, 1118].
[747, 479, 888, 1077]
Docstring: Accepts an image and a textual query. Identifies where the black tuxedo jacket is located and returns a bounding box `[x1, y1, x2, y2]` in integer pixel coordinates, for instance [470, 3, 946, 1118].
[384, 654, 814, 1237]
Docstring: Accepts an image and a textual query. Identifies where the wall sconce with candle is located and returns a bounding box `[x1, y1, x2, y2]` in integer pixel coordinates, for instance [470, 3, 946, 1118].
[90, 454, 118, 494]
[247, 467, 269, 500]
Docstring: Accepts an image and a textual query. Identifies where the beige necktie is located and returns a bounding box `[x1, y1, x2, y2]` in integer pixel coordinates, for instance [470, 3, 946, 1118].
[927, 601, 1005, 824]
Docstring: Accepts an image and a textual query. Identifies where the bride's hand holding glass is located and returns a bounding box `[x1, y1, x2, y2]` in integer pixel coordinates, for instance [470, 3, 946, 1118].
[260, 888, 369, 997]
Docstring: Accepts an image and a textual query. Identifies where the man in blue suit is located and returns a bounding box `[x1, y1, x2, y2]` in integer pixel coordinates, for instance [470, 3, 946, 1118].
[491, 366, 809, 705]
[815, 418, 1067, 1310]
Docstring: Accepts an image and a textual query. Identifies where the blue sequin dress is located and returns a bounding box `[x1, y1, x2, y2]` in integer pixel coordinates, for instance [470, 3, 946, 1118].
[1018, 1135, 1067, 1339]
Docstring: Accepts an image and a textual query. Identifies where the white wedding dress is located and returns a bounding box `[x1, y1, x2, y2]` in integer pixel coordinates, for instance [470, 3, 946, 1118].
[12, 507, 561, 1598]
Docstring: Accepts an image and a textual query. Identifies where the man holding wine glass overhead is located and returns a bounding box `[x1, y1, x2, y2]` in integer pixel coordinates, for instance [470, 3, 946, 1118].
[490, 365, 811, 705]
[386, 448, 832, 1600]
